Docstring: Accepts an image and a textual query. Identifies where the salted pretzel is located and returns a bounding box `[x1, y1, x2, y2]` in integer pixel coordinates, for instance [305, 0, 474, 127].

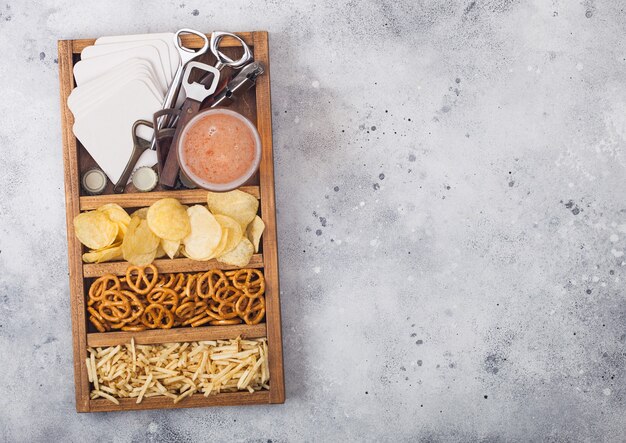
[227, 269, 265, 298]
[141, 304, 174, 329]
[121, 324, 147, 332]
[242, 297, 265, 325]
[209, 319, 243, 326]
[125, 264, 158, 294]
[183, 274, 198, 299]
[98, 290, 132, 323]
[196, 269, 228, 299]
[89, 274, 120, 301]
[217, 301, 239, 320]
[175, 301, 197, 319]
[89, 315, 108, 333]
[213, 285, 242, 304]
[182, 308, 212, 327]
[157, 273, 186, 292]
[146, 287, 179, 311]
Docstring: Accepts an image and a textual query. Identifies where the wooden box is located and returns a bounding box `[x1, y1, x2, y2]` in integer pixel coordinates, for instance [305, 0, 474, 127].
[57, 31, 285, 412]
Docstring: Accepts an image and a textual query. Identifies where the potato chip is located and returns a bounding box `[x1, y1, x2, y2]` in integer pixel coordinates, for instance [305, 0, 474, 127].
[206, 190, 259, 229]
[155, 243, 167, 259]
[246, 216, 265, 253]
[97, 203, 130, 226]
[132, 207, 149, 219]
[217, 238, 254, 267]
[147, 198, 191, 241]
[122, 216, 160, 266]
[183, 205, 223, 260]
[98, 203, 130, 241]
[92, 240, 122, 253]
[161, 238, 181, 259]
[208, 229, 229, 260]
[82, 244, 123, 263]
[74, 211, 118, 250]
[214, 214, 243, 255]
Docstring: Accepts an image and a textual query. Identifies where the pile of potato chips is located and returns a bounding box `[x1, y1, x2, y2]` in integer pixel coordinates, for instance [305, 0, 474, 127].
[74, 190, 265, 267]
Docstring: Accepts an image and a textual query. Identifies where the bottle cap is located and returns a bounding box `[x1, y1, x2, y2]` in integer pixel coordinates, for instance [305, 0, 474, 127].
[82, 168, 107, 195]
[131, 166, 158, 192]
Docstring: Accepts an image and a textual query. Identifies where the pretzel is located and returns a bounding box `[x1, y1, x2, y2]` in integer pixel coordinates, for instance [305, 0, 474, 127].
[157, 273, 185, 291]
[141, 304, 174, 329]
[217, 301, 239, 319]
[241, 297, 265, 325]
[183, 274, 198, 299]
[196, 269, 228, 299]
[89, 274, 120, 301]
[228, 269, 265, 298]
[121, 324, 147, 332]
[126, 264, 158, 294]
[209, 318, 243, 326]
[123, 292, 145, 324]
[146, 287, 179, 311]
[87, 265, 267, 332]
[175, 301, 197, 319]
[87, 306, 105, 323]
[89, 315, 107, 332]
[205, 300, 225, 320]
[98, 290, 132, 323]
[182, 311, 212, 327]
[213, 285, 242, 304]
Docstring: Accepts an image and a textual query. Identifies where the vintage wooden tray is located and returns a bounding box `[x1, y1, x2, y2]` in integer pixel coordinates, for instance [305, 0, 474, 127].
[57, 31, 284, 412]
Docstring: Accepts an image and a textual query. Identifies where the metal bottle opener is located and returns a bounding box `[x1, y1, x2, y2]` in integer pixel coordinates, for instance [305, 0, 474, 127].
[206, 61, 265, 108]
[113, 120, 154, 193]
[159, 62, 221, 187]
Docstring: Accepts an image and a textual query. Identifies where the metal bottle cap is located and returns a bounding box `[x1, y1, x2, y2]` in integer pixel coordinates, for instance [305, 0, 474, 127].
[82, 168, 107, 195]
[131, 166, 158, 192]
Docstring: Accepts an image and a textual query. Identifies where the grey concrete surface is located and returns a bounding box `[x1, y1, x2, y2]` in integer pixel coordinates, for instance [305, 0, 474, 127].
[1, 0, 625, 441]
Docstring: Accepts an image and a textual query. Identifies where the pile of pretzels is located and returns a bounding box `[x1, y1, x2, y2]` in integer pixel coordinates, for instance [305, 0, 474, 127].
[87, 264, 266, 332]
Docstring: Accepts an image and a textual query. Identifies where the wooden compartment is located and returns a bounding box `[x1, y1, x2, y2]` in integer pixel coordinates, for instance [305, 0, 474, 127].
[58, 31, 284, 412]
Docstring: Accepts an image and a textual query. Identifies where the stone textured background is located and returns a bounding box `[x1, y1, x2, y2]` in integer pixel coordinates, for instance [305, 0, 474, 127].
[1, 0, 625, 441]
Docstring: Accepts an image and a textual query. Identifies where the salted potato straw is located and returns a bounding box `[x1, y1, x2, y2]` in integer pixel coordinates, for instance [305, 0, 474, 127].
[86, 337, 269, 404]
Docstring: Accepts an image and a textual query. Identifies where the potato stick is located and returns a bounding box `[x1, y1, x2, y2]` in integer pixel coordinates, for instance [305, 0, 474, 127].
[99, 385, 117, 395]
[86, 358, 93, 383]
[163, 375, 186, 384]
[152, 367, 179, 376]
[237, 368, 252, 390]
[111, 351, 124, 367]
[174, 387, 195, 404]
[203, 382, 215, 396]
[92, 390, 120, 405]
[130, 338, 136, 373]
[188, 344, 206, 359]
[211, 363, 236, 384]
[192, 351, 208, 382]
[241, 358, 263, 389]
[136, 373, 153, 404]
[221, 361, 249, 384]
[96, 345, 120, 368]
[90, 353, 99, 391]
[211, 349, 258, 360]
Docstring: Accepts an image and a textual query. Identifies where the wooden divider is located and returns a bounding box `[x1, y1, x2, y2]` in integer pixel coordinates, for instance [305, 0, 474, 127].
[87, 323, 267, 347]
[83, 254, 264, 277]
[79, 186, 259, 210]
